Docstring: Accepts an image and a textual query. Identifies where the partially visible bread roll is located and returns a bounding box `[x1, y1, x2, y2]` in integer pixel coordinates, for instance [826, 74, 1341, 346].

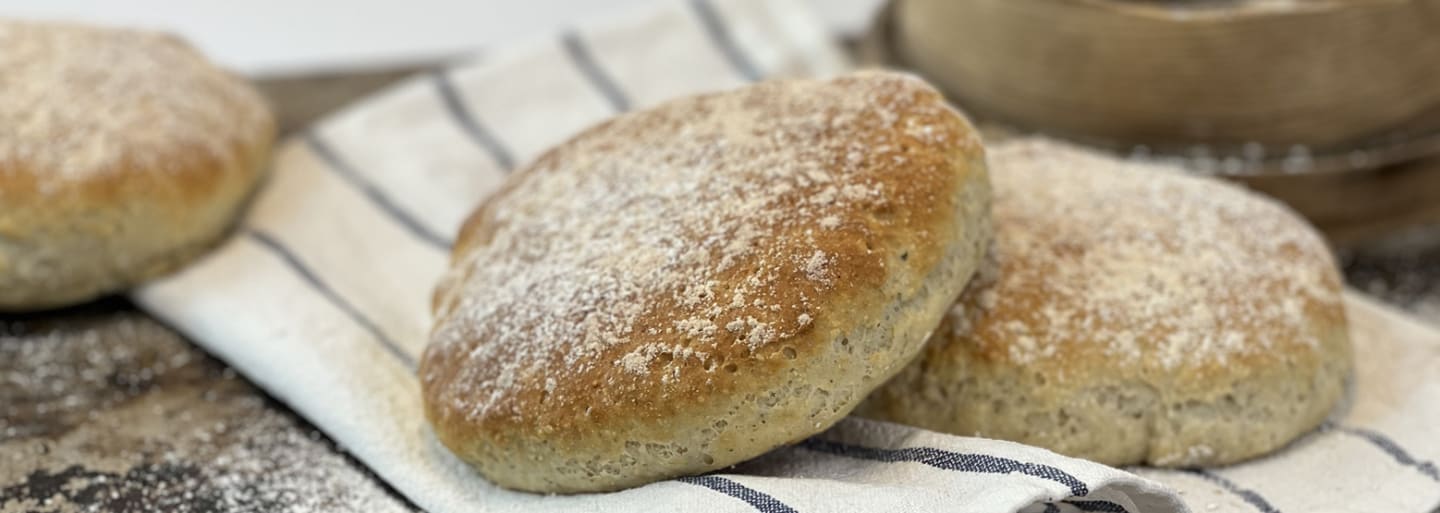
[0, 20, 274, 310]
[420, 71, 991, 492]
[860, 138, 1351, 467]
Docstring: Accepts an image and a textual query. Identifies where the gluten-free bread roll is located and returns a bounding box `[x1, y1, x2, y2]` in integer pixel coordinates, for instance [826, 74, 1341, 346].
[420, 72, 992, 492]
[861, 138, 1351, 467]
[0, 20, 274, 310]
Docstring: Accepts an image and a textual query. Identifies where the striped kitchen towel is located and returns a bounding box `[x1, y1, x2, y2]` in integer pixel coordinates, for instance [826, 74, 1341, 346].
[134, 0, 1440, 512]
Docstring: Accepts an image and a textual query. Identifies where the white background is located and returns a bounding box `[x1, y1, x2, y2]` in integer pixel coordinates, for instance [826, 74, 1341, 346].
[0, 0, 884, 76]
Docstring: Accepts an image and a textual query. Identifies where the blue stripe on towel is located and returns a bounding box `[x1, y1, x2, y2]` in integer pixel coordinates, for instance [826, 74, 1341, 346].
[247, 230, 417, 369]
[1336, 426, 1440, 482]
[561, 30, 631, 112]
[305, 132, 453, 248]
[679, 475, 798, 513]
[689, 0, 761, 82]
[1186, 469, 1279, 513]
[800, 438, 1094, 498]
[432, 70, 518, 172]
[1062, 499, 1129, 512]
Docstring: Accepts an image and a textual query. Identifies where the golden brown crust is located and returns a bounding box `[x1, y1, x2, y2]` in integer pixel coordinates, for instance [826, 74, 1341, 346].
[860, 138, 1352, 467]
[421, 71, 990, 492]
[0, 20, 275, 310]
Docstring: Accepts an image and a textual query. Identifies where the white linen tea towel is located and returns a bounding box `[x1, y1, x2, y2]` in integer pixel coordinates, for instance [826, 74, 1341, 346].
[135, 0, 1440, 512]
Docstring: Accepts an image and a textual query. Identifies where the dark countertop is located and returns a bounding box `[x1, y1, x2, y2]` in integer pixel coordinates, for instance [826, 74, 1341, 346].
[1, 69, 427, 513]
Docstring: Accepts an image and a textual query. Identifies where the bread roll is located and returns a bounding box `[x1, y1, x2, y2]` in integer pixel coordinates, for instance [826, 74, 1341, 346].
[860, 138, 1351, 467]
[0, 20, 274, 310]
[420, 71, 991, 492]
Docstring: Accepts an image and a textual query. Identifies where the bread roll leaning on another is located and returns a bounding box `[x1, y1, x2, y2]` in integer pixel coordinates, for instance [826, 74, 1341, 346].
[420, 71, 992, 493]
[0, 20, 275, 311]
[860, 138, 1352, 467]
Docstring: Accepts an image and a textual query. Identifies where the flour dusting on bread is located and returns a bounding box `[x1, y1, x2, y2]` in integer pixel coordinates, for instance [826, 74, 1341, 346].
[421, 71, 991, 492]
[420, 70, 973, 417]
[0, 20, 273, 311]
[426, 72, 978, 421]
[0, 20, 270, 190]
[972, 139, 1342, 369]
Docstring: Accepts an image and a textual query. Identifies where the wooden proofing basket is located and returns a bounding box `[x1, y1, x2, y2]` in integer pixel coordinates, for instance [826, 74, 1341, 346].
[866, 0, 1440, 243]
[885, 0, 1440, 162]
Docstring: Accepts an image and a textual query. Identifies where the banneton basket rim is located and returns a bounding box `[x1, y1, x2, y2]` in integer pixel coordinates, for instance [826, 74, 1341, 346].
[1071, 0, 1402, 22]
[859, 0, 1440, 177]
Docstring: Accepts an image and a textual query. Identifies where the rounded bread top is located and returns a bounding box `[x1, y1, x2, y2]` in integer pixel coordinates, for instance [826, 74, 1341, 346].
[0, 20, 273, 202]
[943, 138, 1346, 379]
[422, 71, 987, 449]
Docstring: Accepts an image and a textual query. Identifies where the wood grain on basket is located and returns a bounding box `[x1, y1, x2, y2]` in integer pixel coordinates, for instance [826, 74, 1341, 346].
[883, 0, 1440, 162]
